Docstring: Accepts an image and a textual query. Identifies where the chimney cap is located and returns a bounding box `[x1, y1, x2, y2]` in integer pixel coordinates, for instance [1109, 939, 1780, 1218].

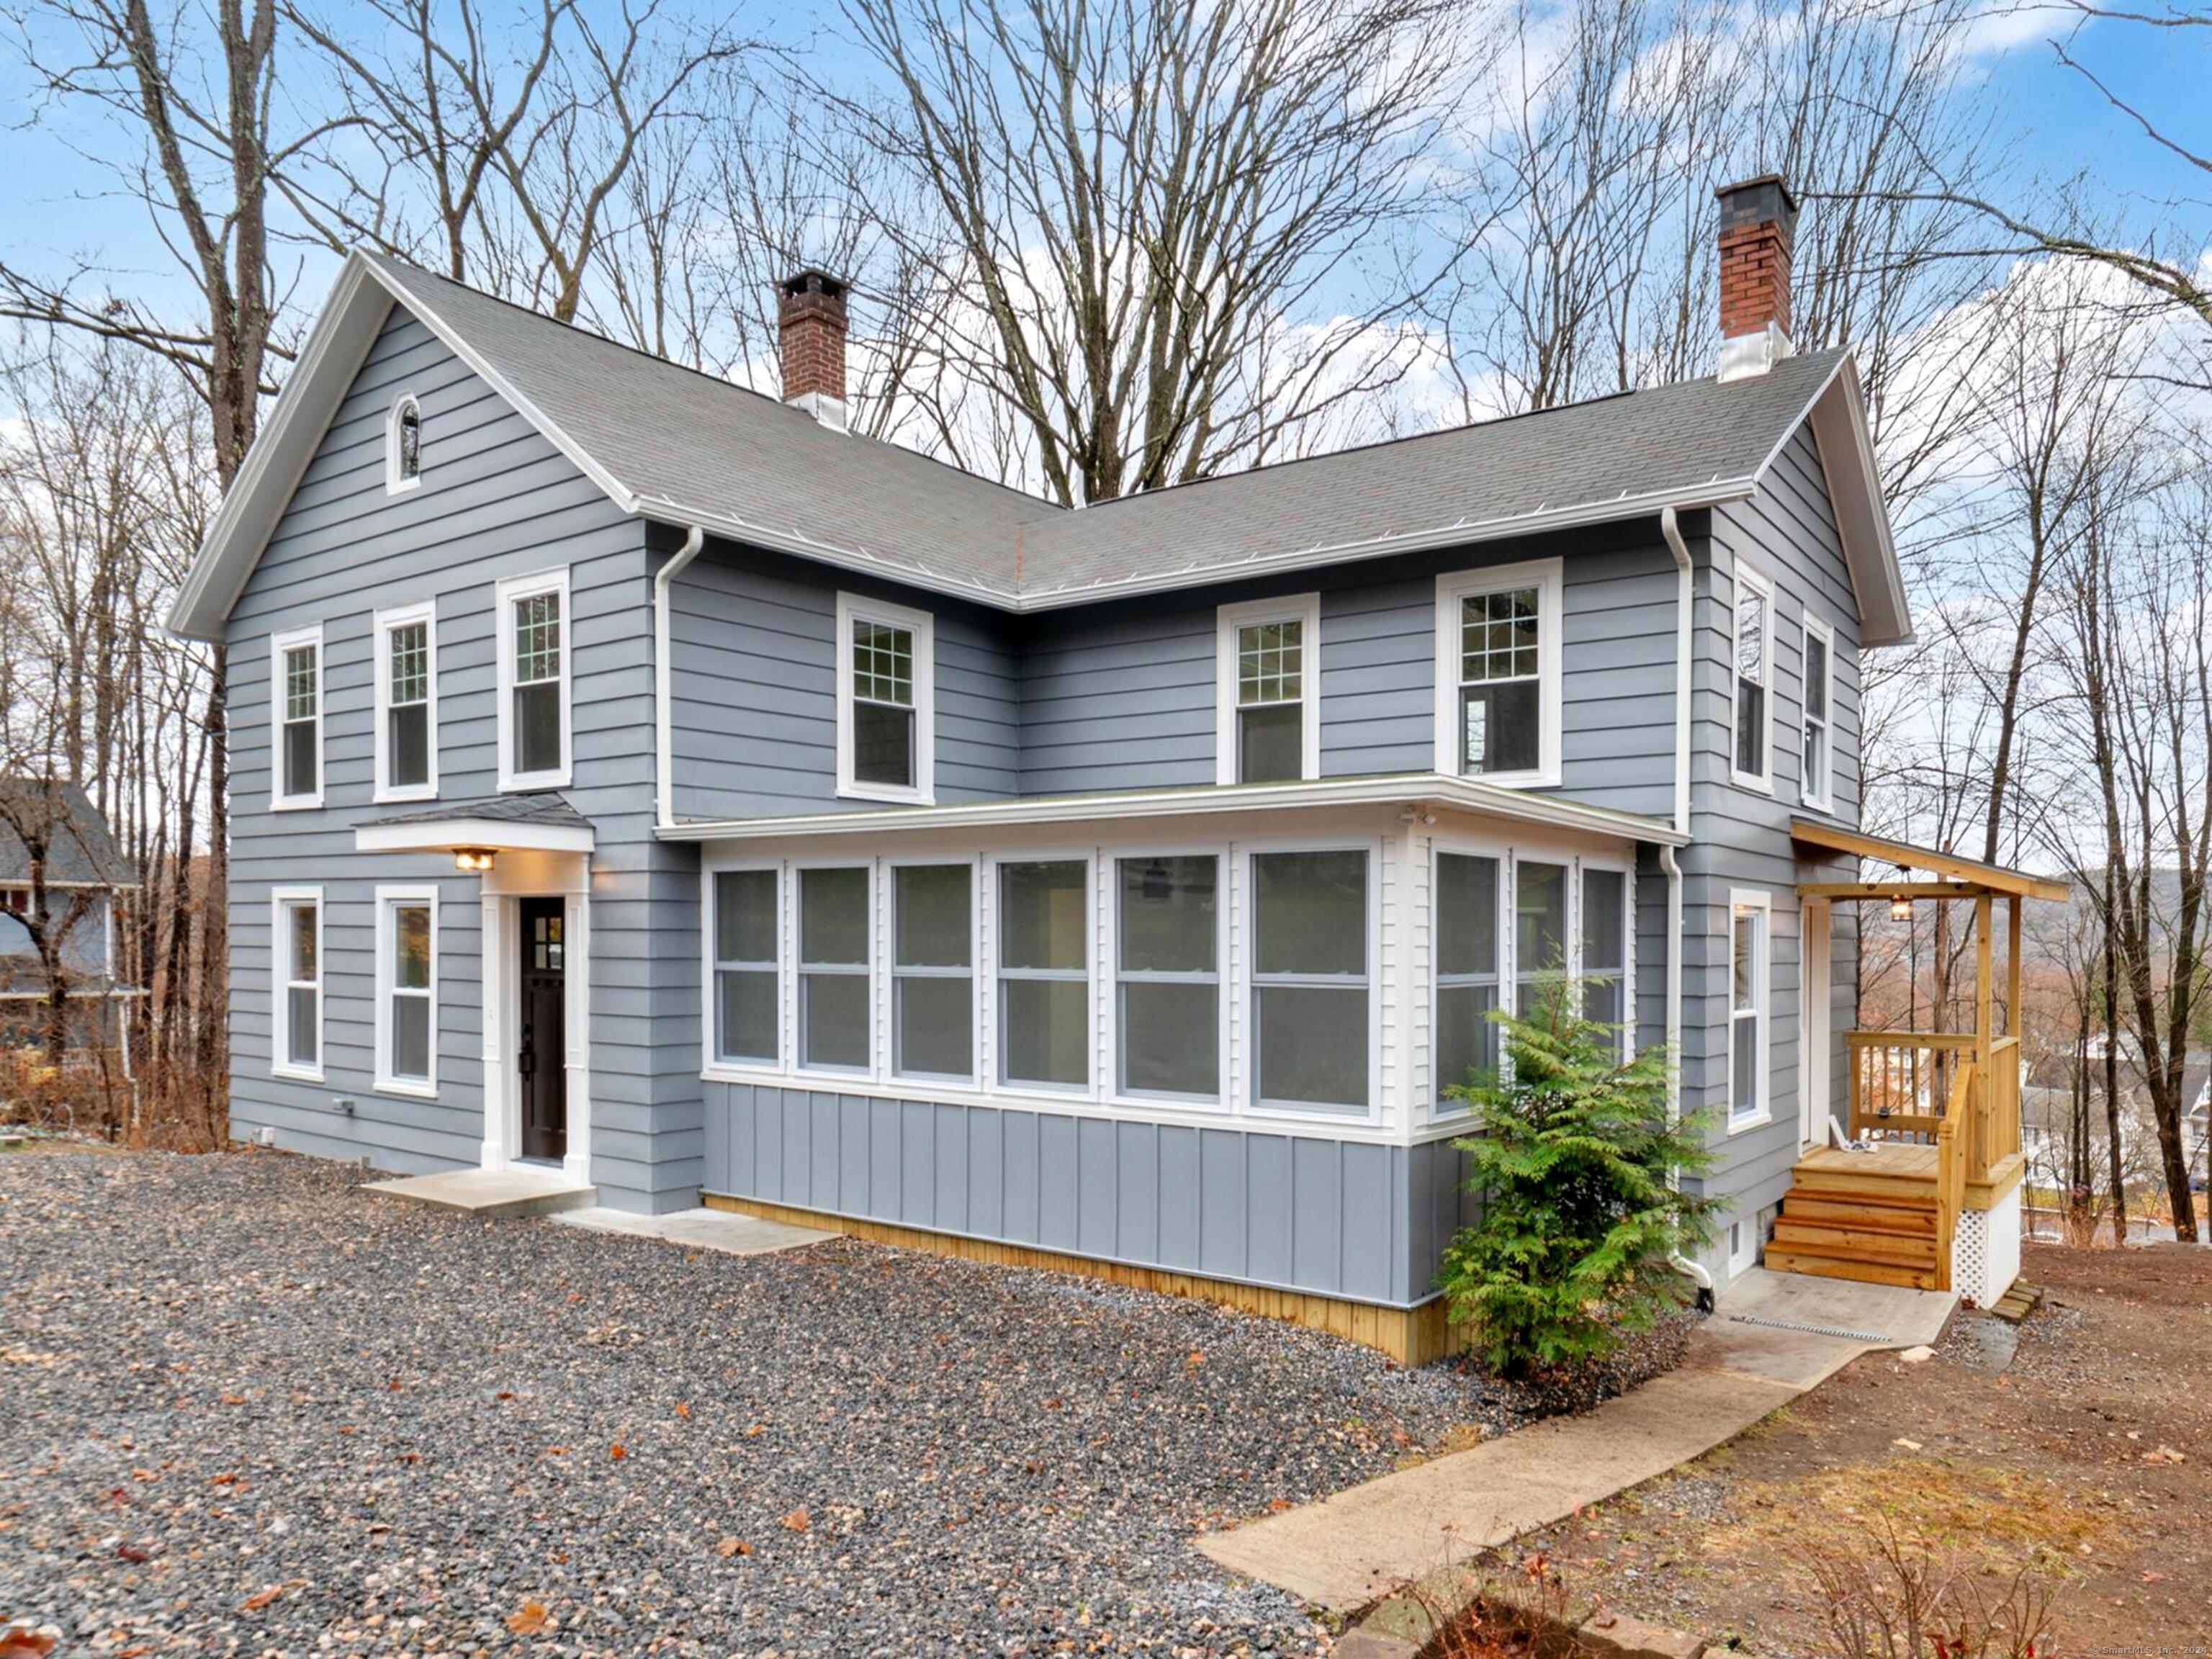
[780, 268, 849, 302]
[1714, 173, 1799, 216]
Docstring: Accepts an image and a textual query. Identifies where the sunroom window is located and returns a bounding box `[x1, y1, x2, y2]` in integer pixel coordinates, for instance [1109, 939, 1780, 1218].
[894, 864, 974, 1081]
[1514, 859, 1568, 1017]
[799, 867, 870, 1071]
[1581, 867, 1628, 1044]
[714, 869, 780, 1065]
[1251, 850, 1368, 1112]
[999, 860, 1089, 1089]
[1116, 855, 1220, 1100]
[1435, 853, 1502, 1097]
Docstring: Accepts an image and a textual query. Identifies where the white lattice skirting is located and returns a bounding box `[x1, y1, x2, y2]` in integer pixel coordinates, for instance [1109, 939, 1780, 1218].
[1953, 1185, 2023, 1306]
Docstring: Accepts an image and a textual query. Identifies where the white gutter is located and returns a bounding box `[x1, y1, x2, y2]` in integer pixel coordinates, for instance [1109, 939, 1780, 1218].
[655, 524, 707, 830]
[1657, 507, 1711, 1303]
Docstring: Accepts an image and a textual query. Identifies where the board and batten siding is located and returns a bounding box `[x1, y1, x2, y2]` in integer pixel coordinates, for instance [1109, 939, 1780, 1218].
[225, 304, 701, 1213]
[703, 1082, 1472, 1307]
[1676, 426, 1865, 1262]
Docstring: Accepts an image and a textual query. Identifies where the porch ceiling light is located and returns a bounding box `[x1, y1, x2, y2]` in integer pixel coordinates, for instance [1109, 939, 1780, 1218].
[455, 848, 496, 873]
[1890, 892, 1912, 922]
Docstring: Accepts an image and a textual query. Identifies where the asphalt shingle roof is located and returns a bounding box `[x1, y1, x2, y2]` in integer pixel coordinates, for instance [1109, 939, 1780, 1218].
[0, 779, 136, 886]
[361, 793, 590, 830]
[371, 253, 1845, 606]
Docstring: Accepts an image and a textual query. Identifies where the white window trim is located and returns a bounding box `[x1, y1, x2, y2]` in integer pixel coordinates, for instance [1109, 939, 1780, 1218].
[1727, 887, 1773, 1132]
[989, 849, 1097, 1097]
[1801, 611, 1835, 812]
[887, 855, 981, 1087]
[1103, 844, 1230, 1112]
[374, 884, 440, 1099]
[1429, 836, 1509, 1120]
[1215, 593, 1323, 787]
[1730, 563, 1775, 794]
[372, 598, 439, 805]
[385, 392, 423, 495]
[706, 862, 785, 1071]
[269, 623, 325, 811]
[835, 592, 935, 805]
[1433, 558, 1564, 789]
[792, 859, 876, 1080]
[1579, 856, 1635, 1061]
[270, 885, 323, 1082]
[496, 566, 572, 793]
[1244, 837, 1382, 1123]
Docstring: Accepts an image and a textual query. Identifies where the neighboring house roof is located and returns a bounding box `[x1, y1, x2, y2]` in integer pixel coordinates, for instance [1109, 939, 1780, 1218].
[168, 249, 1912, 643]
[0, 778, 137, 886]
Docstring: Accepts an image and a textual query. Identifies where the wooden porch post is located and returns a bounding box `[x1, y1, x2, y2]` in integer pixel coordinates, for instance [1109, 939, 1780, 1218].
[1975, 894, 1995, 1178]
[2007, 894, 2023, 1044]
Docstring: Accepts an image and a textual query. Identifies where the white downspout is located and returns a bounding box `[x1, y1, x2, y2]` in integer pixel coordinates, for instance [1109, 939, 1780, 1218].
[654, 525, 706, 831]
[1659, 507, 1713, 1303]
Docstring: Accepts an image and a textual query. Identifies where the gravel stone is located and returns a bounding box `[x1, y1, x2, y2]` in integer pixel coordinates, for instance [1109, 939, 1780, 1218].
[1, 1150, 1558, 1655]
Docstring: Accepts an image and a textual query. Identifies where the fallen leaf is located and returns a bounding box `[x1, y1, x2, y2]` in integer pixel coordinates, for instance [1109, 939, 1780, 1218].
[609, 1444, 627, 1460]
[505, 1602, 552, 1635]
[2143, 1446, 2186, 1465]
[0, 1629, 57, 1658]
[1892, 1438, 1923, 1452]
[116, 1542, 149, 1563]
[241, 1587, 282, 1611]
[1267, 1498, 1292, 1513]
[674, 1403, 691, 1419]
[780, 1507, 811, 1534]
[714, 1537, 750, 1557]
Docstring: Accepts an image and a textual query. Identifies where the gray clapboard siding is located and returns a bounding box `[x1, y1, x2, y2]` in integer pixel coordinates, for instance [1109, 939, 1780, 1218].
[703, 1082, 1462, 1307]
[227, 305, 703, 1213]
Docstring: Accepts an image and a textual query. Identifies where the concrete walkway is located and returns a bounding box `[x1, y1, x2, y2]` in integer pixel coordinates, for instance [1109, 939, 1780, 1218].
[364, 1166, 595, 1219]
[1197, 1270, 1956, 1611]
[549, 1204, 833, 1257]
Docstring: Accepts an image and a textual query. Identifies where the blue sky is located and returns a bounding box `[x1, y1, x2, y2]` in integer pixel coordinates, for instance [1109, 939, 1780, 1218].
[0, 3, 2202, 348]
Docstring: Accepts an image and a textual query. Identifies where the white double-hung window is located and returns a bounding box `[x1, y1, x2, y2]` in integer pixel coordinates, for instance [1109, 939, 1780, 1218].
[1435, 559, 1561, 786]
[712, 868, 781, 1066]
[998, 860, 1090, 1089]
[1216, 595, 1321, 785]
[272, 887, 322, 1080]
[498, 568, 570, 790]
[837, 593, 935, 801]
[892, 863, 974, 1082]
[1732, 566, 1773, 788]
[1250, 849, 1370, 1114]
[375, 886, 438, 1096]
[1729, 891, 1771, 1127]
[270, 624, 323, 809]
[1115, 855, 1221, 1101]
[1801, 615, 1833, 809]
[374, 601, 437, 802]
[797, 866, 871, 1073]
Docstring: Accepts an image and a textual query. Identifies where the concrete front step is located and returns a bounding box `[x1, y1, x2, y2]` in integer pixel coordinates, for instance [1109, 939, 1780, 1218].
[364, 1166, 597, 1219]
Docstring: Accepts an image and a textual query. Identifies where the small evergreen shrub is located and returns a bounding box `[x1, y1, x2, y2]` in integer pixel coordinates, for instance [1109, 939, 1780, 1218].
[1438, 981, 1718, 1377]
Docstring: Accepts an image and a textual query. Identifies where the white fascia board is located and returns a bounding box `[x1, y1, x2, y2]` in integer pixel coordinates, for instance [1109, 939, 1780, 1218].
[166, 258, 394, 640]
[657, 772, 1687, 848]
[1802, 361, 1913, 647]
[355, 818, 595, 855]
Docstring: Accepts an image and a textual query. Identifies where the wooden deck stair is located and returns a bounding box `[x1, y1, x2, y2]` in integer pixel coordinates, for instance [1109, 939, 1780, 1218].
[1765, 1149, 1944, 1291]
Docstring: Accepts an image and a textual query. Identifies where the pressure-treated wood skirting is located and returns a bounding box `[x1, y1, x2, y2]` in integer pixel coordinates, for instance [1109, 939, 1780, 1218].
[701, 1191, 1463, 1367]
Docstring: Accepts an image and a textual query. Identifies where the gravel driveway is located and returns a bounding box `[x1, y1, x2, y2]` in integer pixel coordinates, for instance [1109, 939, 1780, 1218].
[0, 1150, 1506, 1656]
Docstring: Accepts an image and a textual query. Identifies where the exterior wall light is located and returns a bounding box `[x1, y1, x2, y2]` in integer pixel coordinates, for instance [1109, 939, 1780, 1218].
[455, 848, 496, 873]
[1890, 893, 1912, 922]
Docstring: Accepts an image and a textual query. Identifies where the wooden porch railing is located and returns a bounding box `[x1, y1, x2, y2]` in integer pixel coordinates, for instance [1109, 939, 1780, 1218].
[1846, 1030, 1977, 1144]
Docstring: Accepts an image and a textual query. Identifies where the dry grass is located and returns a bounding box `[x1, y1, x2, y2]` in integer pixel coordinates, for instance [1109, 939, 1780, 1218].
[1711, 1457, 2118, 1571]
[0, 1046, 227, 1152]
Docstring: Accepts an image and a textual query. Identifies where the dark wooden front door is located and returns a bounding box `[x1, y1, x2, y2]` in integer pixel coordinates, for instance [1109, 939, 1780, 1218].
[518, 896, 567, 1163]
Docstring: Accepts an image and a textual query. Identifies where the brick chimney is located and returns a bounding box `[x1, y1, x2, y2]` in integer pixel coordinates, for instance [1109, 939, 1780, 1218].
[1715, 175, 1797, 382]
[778, 269, 849, 430]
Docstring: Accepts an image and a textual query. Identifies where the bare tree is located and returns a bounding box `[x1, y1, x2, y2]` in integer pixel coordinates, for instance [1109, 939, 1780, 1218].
[831, 0, 1477, 504]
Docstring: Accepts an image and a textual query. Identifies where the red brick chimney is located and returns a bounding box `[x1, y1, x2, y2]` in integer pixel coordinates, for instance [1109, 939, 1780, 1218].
[778, 269, 848, 429]
[1715, 175, 1797, 382]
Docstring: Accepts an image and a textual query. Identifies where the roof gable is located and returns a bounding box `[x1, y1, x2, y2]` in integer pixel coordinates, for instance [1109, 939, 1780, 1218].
[0, 778, 136, 886]
[169, 251, 1910, 644]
